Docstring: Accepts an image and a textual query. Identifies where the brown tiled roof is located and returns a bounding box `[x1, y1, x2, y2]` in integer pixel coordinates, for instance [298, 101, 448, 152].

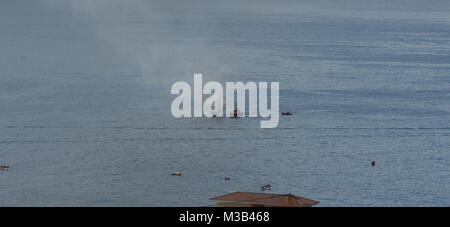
[210, 192, 319, 206]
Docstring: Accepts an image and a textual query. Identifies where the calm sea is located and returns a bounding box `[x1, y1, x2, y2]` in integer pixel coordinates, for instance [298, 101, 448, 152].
[0, 0, 449, 206]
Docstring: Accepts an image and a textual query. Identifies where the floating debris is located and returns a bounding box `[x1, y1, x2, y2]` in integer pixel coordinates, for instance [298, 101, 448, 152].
[281, 112, 293, 115]
[0, 165, 9, 171]
[171, 171, 183, 176]
[261, 184, 271, 191]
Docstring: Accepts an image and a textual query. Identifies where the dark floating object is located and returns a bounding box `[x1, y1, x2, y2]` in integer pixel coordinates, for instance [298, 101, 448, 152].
[371, 161, 376, 166]
[281, 112, 293, 115]
[224, 177, 231, 181]
[261, 184, 271, 191]
[0, 165, 9, 171]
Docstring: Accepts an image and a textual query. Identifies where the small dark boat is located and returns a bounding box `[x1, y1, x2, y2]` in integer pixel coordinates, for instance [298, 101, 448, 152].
[261, 184, 271, 191]
[281, 112, 292, 115]
[171, 171, 183, 176]
[230, 107, 242, 118]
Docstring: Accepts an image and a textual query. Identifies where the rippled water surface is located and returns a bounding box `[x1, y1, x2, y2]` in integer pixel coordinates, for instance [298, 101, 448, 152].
[0, 0, 449, 206]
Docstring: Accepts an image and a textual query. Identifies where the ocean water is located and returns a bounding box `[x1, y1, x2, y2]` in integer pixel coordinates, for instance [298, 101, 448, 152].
[0, 0, 449, 206]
